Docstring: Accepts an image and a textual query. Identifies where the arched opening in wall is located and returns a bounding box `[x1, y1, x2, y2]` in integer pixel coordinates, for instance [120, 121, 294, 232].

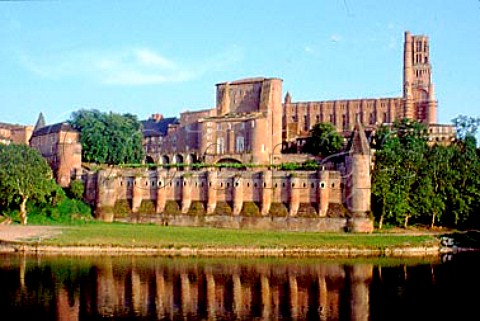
[145, 155, 155, 164]
[186, 153, 199, 169]
[174, 154, 184, 170]
[161, 155, 170, 168]
[215, 157, 246, 170]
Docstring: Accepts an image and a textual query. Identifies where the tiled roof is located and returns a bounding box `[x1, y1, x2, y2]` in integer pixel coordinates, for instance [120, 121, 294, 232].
[141, 117, 179, 137]
[31, 122, 76, 137]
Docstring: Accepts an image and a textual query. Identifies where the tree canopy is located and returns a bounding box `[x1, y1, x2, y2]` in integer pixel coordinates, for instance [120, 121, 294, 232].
[0, 144, 56, 225]
[69, 109, 145, 165]
[372, 117, 480, 230]
[302, 122, 343, 158]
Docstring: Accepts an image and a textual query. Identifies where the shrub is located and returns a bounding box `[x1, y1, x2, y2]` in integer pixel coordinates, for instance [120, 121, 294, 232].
[326, 203, 350, 218]
[187, 201, 205, 216]
[269, 202, 288, 217]
[214, 201, 232, 216]
[240, 202, 260, 217]
[113, 200, 131, 218]
[67, 180, 85, 200]
[48, 184, 67, 207]
[25, 198, 93, 225]
[138, 200, 156, 215]
[297, 203, 318, 218]
[164, 200, 181, 215]
[95, 206, 113, 219]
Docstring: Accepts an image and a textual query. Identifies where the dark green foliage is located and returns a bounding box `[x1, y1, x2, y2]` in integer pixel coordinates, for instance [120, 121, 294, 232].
[0, 144, 57, 224]
[269, 202, 288, 217]
[372, 119, 429, 228]
[11, 198, 92, 225]
[372, 119, 428, 228]
[116, 161, 323, 171]
[240, 202, 260, 217]
[67, 180, 85, 200]
[69, 109, 145, 165]
[372, 117, 480, 230]
[302, 122, 343, 157]
[138, 200, 156, 215]
[49, 184, 67, 207]
[278, 160, 319, 171]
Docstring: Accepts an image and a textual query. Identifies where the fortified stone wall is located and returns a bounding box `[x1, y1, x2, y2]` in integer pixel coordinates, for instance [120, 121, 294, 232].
[83, 167, 373, 233]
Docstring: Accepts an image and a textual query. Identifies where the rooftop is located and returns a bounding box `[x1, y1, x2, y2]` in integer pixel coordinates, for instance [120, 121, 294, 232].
[141, 117, 179, 137]
[216, 77, 282, 86]
[31, 122, 77, 138]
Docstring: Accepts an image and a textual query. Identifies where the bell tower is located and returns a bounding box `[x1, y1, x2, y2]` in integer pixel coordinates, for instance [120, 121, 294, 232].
[403, 31, 437, 124]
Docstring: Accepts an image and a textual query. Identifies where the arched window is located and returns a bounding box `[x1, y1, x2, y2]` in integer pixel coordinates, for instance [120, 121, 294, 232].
[236, 136, 245, 153]
[216, 137, 225, 154]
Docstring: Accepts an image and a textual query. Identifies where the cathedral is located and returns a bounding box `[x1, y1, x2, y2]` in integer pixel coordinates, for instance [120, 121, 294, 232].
[143, 31, 456, 165]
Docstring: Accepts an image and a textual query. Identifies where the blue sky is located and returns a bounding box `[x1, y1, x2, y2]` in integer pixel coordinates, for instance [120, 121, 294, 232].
[1, 0, 479, 126]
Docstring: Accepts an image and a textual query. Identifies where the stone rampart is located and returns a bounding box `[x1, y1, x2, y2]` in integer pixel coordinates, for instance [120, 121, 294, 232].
[83, 167, 373, 232]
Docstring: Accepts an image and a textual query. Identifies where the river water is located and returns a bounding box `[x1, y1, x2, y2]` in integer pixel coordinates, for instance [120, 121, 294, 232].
[0, 252, 477, 321]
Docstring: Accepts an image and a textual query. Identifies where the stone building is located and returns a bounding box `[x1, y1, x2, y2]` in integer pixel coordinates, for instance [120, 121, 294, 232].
[29, 116, 82, 187]
[142, 77, 284, 166]
[144, 31, 455, 165]
[0, 122, 33, 145]
[141, 113, 179, 163]
[84, 120, 373, 232]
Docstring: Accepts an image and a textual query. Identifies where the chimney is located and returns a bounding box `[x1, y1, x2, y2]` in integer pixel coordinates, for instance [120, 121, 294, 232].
[151, 113, 164, 122]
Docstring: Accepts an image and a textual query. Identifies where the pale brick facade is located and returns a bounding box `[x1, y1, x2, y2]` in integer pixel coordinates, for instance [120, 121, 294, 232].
[29, 122, 82, 187]
[144, 31, 455, 165]
[0, 122, 33, 145]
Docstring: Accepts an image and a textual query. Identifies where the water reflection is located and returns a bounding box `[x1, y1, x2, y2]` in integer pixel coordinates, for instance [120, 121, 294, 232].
[1, 253, 477, 321]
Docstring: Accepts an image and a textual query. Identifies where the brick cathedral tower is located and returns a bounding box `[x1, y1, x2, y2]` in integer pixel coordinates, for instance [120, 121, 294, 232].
[403, 31, 437, 124]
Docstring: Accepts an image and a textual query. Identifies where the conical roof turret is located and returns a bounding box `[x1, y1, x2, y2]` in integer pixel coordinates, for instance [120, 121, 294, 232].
[34, 112, 46, 131]
[348, 118, 370, 155]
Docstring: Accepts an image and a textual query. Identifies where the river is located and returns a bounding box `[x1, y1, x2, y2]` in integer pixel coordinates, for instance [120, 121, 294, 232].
[0, 252, 477, 321]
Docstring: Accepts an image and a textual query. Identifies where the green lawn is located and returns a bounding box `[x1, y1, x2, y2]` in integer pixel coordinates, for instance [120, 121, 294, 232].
[40, 222, 441, 250]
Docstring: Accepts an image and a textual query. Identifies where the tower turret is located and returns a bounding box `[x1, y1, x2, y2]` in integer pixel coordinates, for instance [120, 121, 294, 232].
[346, 121, 371, 215]
[345, 121, 373, 232]
[403, 31, 414, 120]
[403, 31, 437, 124]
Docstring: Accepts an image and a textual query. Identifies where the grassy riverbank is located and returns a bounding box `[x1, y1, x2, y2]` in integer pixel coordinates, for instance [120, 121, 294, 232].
[32, 222, 441, 251]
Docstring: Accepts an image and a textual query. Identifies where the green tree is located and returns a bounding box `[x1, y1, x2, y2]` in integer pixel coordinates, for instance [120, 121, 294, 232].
[412, 145, 454, 228]
[372, 119, 428, 228]
[372, 138, 404, 229]
[446, 136, 480, 228]
[69, 109, 145, 165]
[373, 117, 480, 230]
[302, 122, 343, 158]
[0, 144, 56, 225]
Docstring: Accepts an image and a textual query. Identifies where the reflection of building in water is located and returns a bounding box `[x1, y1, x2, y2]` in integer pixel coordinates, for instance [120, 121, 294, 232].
[78, 259, 373, 321]
[56, 288, 80, 321]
